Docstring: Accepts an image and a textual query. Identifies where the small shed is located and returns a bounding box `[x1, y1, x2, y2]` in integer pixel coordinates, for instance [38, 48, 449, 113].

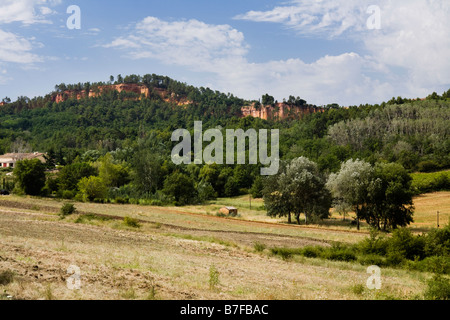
[219, 206, 238, 217]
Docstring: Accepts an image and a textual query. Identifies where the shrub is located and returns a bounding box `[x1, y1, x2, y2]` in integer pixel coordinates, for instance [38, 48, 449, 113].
[411, 171, 450, 194]
[408, 256, 450, 274]
[115, 196, 129, 204]
[358, 254, 386, 267]
[358, 229, 388, 256]
[13, 159, 46, 196]
[77, 176, 108, 202]
[351, 284, 366, 295]
[302, 246, 324, 258]
[75, 214, 113, 224]
[271, 247, 303, 260]
[387, 228, 426, 261]
[326, 249, 357, 262]
[123, 216, 140, 228]
[386, 251, 406, 266]
[253, 242, 266, 253]
[62, 190, 76, 200]
[424, 275, 450, 300]
[209, 265, 220, 291]
[424, 223, 450, 257]
[0, 270, 14, 285]
[417, 160, 440, 173]
[60, 203, 76, 217]
[323, 243, 357, 262]
[149, 199, 163, 206]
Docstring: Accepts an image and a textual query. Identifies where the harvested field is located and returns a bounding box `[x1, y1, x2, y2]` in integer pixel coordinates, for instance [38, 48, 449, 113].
[0, 196, 431, 300]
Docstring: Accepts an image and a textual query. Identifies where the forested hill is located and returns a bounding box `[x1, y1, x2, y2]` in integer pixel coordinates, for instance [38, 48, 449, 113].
[0, 74, 449, 174]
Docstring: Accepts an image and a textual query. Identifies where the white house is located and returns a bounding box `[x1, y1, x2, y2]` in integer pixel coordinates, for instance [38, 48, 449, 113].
[0, 152, 46, 168]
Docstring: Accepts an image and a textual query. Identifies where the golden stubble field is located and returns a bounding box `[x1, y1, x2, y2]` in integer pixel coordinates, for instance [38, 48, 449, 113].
[0, 192, 448, 300]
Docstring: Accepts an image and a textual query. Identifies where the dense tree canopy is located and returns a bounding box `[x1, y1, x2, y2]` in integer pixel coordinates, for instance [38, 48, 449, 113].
[0, 74, 448, 219]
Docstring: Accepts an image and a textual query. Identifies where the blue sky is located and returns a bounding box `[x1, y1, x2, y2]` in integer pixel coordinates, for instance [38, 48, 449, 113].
[1, 0, 449, 106]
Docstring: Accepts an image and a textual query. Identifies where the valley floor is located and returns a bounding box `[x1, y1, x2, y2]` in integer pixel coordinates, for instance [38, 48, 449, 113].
[1, 193, 447, 300]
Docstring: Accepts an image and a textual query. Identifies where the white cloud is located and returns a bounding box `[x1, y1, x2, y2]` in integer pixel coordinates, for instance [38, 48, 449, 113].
[105, 17, 249, 73]
[234, 0, 370, 37]
[0, 0, 60, 24]
[0, 0, 60, 75]
[106, 2, 450, 105]
[104, 15, 394, 105]
[0, 29, 42, 64]
[235, 0, 450, 100]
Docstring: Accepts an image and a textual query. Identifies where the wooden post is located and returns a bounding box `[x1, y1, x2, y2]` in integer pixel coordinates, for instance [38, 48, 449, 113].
[437, 211, 440, 228]
[249, 194, 252, 210]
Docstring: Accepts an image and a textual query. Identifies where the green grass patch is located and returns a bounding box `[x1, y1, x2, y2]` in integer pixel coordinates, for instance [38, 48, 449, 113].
[74, 213, 114, 224]
[123, 217, 141, 228]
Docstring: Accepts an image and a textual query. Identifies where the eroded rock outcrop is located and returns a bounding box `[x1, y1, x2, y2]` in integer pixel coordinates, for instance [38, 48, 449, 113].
[241, 102, 323, 120]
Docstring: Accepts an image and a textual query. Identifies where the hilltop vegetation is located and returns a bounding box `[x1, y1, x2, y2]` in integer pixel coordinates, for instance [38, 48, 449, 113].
[0, 75, 449, 228]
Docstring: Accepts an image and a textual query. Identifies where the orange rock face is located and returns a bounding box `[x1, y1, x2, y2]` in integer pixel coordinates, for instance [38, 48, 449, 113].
[51, 84, 321, 121]
[53, 84, 150, 103]
[51, 84, 194, 106]
[241, 103, 323, 120]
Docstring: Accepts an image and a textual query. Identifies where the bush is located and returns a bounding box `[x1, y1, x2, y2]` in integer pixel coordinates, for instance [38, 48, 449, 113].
[417, 160, 440, 173]
[0, 270, 14, 285]
[209, 265, 220, 291]
[302, 246, 324, 258]
[411, 171, 450, 194]
[75, 214, 113, 224]
[424, 224, 450, 257]
[114, 196, 129, 204]
[14, 159, 46, 196]
[253, 242, 266, 252]
[357, 230, 388, 256]
[62, 190, 76, 200]
[408, 256, 450, 274]
[358, 254, 386, 267]
[424, 275, 450, 300]
[323, 243, 357, 262]
[60, 203, 76, 217]
[326, 248, 357, 262]
[123, 216, 140, 228]
[271, 247, 303, 260]
[77, 176, 108, 202]
[149, 199, 163, 206]
[385, 251, 406, 266]
[387, 228, 426, 261]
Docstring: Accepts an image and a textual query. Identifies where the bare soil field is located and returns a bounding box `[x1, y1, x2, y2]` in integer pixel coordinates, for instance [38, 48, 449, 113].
[0, 196, 432, 300]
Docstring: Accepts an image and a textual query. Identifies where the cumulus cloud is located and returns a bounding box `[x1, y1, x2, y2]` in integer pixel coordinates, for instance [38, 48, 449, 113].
[105, 17, 249, 72]
[104, 14, 393, 105]
[0, 29, 42, 64]
[105, 1, 450, 105]
[234, 0, 370, 38]
[0, 0, 60, 24]
[0, 0, 59, 72]
[236, 0, 450, 99]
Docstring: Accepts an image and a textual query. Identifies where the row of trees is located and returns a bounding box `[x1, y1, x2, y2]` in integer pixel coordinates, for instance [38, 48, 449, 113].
[262, 157, 415, 231]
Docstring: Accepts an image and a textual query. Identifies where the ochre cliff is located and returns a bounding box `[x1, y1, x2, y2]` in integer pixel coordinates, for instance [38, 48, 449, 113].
[50, 84, 322, 121]
[52, 84, 191, 106]
[241, 102, 324, 120]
